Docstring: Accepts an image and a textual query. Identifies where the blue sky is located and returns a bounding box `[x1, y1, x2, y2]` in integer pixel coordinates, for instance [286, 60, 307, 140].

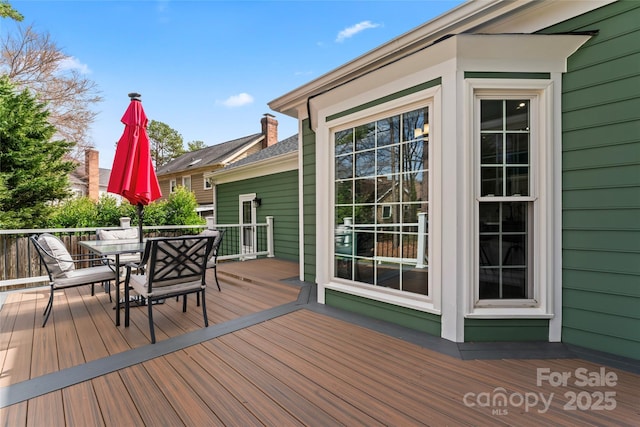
[6, 0, 463, 168]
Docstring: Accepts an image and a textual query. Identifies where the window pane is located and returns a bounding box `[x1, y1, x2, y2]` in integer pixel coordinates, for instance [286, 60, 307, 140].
[355, 231, 375, 258]
[505, 134, 529, 164]
[479, 268, 500, 299]
[402, 265, 428, 295]
[377, 175, 400, 203]
[354, 179, 375, 203]
[502, 269, 527, 298]
[402, 108, 426, 142]
[506, 167, 529, 196]
[335, 129, 353, 155]
[506, 100, 529, 131]
[377, 261, 400, 289]
[376, 117, 400, 147]
[402, 172, 426, 202]
[377, 232, 399, 258]
[503, 234, 526, 266]
[502, 202, 527, 232]
[354, 204, 375, 225]
[481, 134, 503, 164]
[335, 154, 353, 179]
[355, 123, 376, 151]
[376, 146, 400, 176]
[481, 100, 503, 130]
[479, 203, 500, 233]
[403, 141, 426, 172]
[481, 167, 503, 196]
[335, 256, 353, 280]
[335, 180, 352, 205]
[479, 234, 500, 266]
[355, 151, 375, 177]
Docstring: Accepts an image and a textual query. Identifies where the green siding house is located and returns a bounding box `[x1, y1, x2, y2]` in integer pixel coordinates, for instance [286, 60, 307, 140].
[206, 134, 300, 262]
[269, 0, 639, 361]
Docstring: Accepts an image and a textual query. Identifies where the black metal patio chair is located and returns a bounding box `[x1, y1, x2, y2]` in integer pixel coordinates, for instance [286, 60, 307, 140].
[123, 235, 216, 343]
[30, 233, 117, 326]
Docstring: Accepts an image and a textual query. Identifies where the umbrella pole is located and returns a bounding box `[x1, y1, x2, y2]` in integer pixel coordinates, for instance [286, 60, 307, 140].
[137, 203, 144, 243]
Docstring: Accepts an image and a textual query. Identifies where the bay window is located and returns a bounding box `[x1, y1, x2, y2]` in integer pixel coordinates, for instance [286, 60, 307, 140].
[334, 105, 430, 296]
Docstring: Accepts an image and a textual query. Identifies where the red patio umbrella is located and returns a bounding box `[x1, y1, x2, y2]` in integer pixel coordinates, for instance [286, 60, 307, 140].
[107, 93, 162, 242]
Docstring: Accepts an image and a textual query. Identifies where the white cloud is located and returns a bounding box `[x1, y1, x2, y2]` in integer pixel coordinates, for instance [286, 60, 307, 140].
[220, 93, 254, 107]
[335, 21, 380, 43]
[58, 56, 91, 74]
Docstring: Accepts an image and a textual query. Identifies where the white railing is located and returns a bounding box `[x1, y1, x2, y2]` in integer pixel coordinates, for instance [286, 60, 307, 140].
[0, 216, 274, 289]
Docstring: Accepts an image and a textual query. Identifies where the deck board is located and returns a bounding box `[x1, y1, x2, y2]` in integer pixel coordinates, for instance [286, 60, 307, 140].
[1, 258, 639, 426]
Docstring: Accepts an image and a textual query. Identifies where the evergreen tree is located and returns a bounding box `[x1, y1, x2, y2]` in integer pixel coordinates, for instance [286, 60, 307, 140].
[147, 119, 185, 167]
[0, 76, 75, 228]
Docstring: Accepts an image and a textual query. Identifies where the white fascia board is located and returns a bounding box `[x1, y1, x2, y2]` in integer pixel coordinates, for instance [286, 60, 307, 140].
[455, 34, 592, 73]
[205, 151, 297, 185]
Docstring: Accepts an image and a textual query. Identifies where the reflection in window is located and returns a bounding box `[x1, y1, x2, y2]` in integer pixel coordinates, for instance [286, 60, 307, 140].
[478, 99, 532, 301]
[334, 106, 429, 295]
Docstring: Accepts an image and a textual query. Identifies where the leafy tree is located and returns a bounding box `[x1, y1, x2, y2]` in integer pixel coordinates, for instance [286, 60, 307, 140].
[0, 25, 102, 161]
[187, 140, 207, 152]
[147, 119, 185, 167]
[164, 186, 205, 226]
[47, 196, 97, 228]
[96, 195, 126, 226]
[0, 76, 75, 228]
[0, 1, 22, 21]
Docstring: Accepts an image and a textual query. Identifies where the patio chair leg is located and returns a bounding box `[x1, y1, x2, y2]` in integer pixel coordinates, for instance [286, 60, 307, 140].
[196, 292, 200, 307]
[91, 283, 95, 296]
[214, 268, 221, 291]
[148, 300, 156, 344]
[42, 289, 54, 327]
[201, 289, 208, 327]
[182, 295, 187, 312]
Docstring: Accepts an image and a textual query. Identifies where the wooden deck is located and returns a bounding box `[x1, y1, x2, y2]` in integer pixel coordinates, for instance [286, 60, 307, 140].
[1, 258, 639, 426]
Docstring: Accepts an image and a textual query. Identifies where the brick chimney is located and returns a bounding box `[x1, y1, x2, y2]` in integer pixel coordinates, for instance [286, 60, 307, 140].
[261, 113, 278, 148]
[85, 148, 99, 201]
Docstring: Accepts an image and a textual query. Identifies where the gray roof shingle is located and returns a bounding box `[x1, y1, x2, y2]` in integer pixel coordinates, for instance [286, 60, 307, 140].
[223, 134, 298, 171]
[156, 133, 263, 175]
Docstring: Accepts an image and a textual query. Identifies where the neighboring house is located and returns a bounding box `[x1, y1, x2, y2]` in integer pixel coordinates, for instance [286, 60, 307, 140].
[155, 114, 279, 217]
[269, 0, 639, 362]
[69, 149, 119, 202]
[205, 134, 299, 261]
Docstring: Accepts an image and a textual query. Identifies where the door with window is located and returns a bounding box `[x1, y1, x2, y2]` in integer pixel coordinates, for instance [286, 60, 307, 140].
[239, 193, 257, 257]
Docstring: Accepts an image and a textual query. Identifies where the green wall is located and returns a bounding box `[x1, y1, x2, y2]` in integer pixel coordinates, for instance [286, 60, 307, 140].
[325, 290, 441, 336]
[542, 1, 640, 360]
[217, 170, 299, 261]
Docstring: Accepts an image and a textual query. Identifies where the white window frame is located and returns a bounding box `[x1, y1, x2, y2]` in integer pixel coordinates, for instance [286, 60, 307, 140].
[204, 176, 213, 190]
[466, 79, 555, 319]
[169, 179, 177, 193]
[182, 175, 192, 191]
[317, 87, 442, 315]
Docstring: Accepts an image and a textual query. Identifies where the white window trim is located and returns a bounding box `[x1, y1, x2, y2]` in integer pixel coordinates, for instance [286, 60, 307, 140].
[204, 176, 213, 190]
[465, 78, 556, 319]
[169, 179, 177, 193]
[316, 87, 442, 315]
[182, 175, 192, 191]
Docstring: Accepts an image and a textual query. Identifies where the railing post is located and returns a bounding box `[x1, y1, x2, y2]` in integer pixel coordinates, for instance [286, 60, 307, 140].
[416, 212, 428, 269]
[266, 216, 274, 257]
[206, 216, 215, 230]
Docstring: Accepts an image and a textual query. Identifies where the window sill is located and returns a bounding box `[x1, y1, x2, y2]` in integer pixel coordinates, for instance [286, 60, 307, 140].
[465, 307, 553, 319]
[322, 281, 440, 316]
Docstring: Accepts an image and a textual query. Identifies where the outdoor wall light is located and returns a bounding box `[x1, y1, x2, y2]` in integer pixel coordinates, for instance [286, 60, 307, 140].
[253, 197, 262, 208]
